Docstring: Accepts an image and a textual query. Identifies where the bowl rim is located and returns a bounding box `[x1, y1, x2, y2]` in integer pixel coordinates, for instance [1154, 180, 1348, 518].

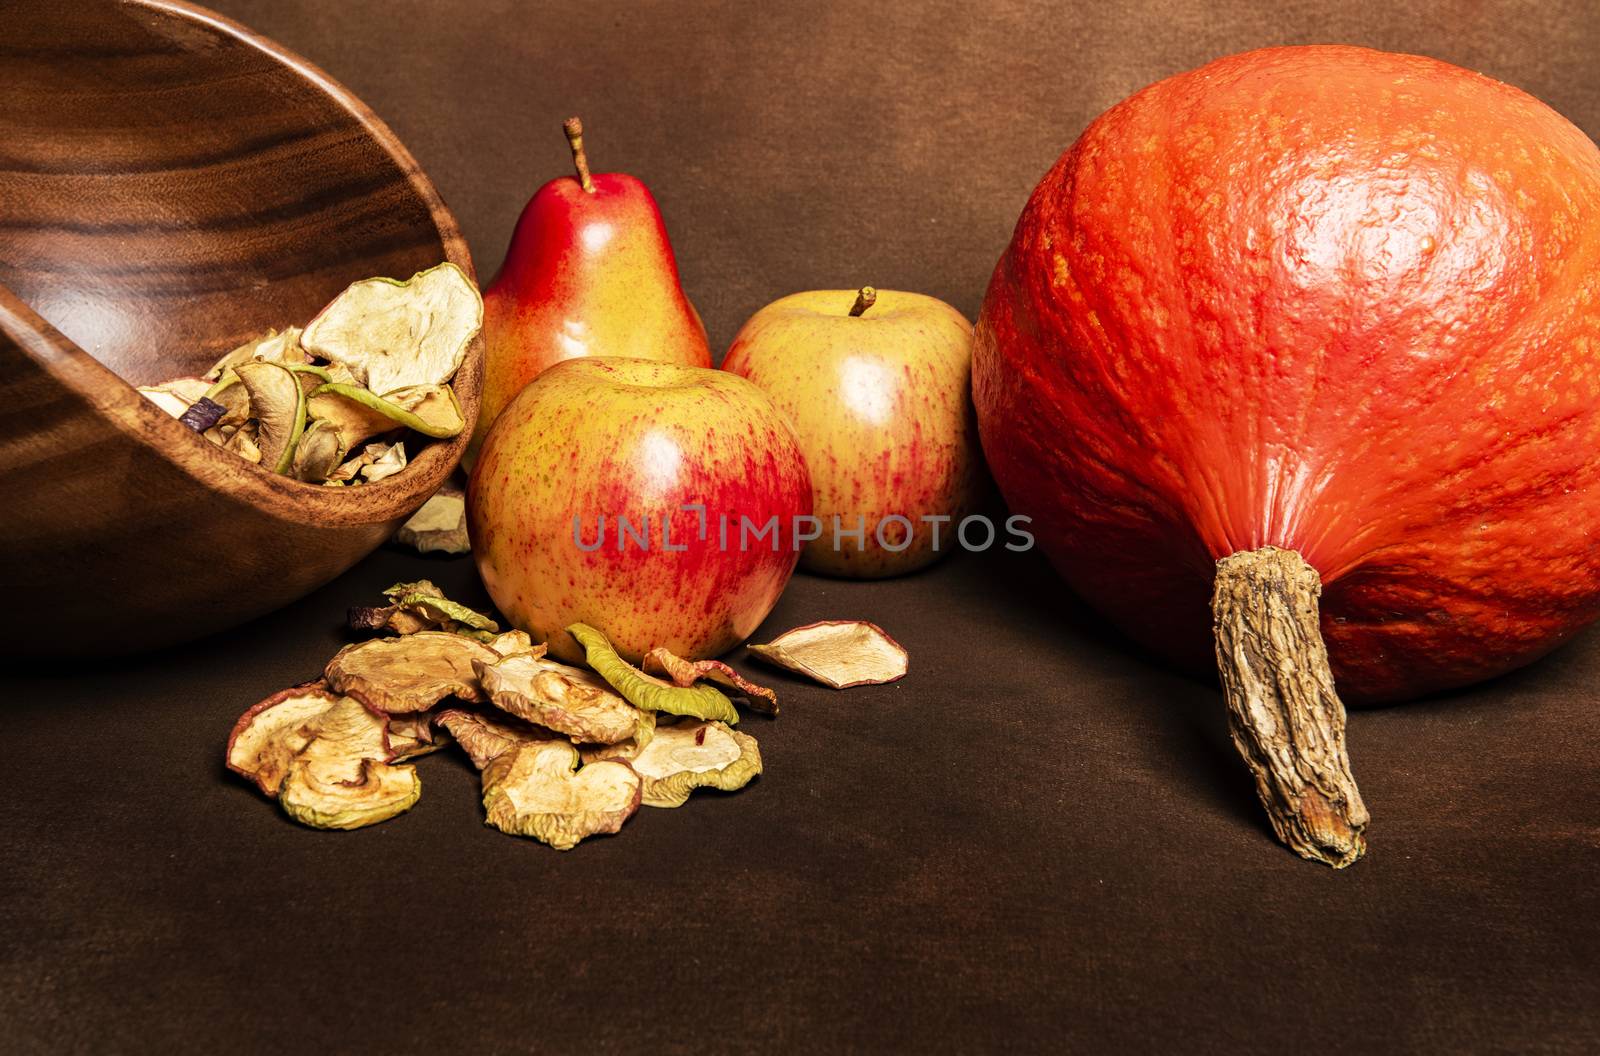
[0, 0, 481, 528]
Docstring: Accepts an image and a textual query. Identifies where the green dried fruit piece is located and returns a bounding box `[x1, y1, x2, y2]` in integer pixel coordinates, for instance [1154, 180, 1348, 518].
[629, 719, 762, 808]
[234, 360, 306, 474]
[481, 739, 640, 851]
[381, 580, 498, 632]
[476, 653, 644, 745]
[302, 262, 482, 394]
[566, 624, 739, 725]
[349, 580, 500, 640]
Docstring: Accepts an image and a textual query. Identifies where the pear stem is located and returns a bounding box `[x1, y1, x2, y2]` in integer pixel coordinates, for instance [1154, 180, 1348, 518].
[849, 286, 878, 317]
[563, 116, 594, 193]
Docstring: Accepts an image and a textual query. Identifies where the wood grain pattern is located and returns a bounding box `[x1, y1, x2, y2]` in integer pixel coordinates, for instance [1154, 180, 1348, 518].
[0, 0, 483, 657]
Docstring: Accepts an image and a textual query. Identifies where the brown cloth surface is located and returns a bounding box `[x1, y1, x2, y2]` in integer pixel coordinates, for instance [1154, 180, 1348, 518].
[5, 1, 1600, 1052]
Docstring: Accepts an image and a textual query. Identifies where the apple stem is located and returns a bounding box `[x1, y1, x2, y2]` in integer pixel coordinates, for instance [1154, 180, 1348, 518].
[849, 286, 878, 317]
[563, 116, 595, 193]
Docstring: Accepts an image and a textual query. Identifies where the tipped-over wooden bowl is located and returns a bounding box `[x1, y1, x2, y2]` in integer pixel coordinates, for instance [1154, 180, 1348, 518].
[0, 0, 482, 658]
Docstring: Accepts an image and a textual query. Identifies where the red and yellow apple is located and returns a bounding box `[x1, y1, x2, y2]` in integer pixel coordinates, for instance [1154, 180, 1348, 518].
[469, 118, 710, 464]
[467, 357, 812, 663]
[722, 286, 985, 577]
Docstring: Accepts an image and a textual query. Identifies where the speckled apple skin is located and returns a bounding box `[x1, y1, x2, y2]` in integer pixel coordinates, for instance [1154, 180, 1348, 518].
[470, 171, 711, 463]
[467, 358, 812, 664]
[973, 45, 1600, 702]
[723, 289, 986, 578]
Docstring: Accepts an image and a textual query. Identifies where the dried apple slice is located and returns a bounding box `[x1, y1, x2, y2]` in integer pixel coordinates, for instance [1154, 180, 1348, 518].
[567, 623, 739, 725]
[747, 620, 908, 688]
[361, 440, 408, 483]
[481, 740, 640, 851]
[301, 263, 482, 394]
[291, 418, 346, 482]
[579, 710, 656, 765]
[641, 647, 779, 716]
[629, 719, 762, 808]
[138, 377, 211, 418]
[382, 580, 496, 633]
[305, 386, 398, 449]
[348, 580, 500, 640]
[234, 360, 306, 474]
[325, 630, 498, 713]
[476, 653, 643, 745]
[384, 712, 451, 762]
[436, 707, 551, 769]
[224, 423, 263, 464]
[395, 480, 469, 554]
[226, 682, 342, 795]
[226, 687, 420, 830]
[308, 383, 464, 440]
[203, 327, 307, 381]
[488, 629, 543, 658]
[277, 696, 420, 830]
[327, 441, 393, 484]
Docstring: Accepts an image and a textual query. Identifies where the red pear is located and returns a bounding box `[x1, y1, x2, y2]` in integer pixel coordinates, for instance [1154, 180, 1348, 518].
[469, 117, 711, 461]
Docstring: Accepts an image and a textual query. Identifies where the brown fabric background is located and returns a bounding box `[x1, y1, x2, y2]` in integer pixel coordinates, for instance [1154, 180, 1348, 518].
[5, 1, 1600, 1052]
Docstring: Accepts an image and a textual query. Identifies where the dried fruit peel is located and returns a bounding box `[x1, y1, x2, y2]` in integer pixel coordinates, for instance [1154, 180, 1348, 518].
[567, 623, 739, 725]
[302, 262, 482, 395]
[481, 740, 640, 851]
[641, 647, 778, 716]
[630, 719, 762, 808]
[325, 630, 498, 713]
[748, 620, 908, 689]
[476, 653, 643, 744]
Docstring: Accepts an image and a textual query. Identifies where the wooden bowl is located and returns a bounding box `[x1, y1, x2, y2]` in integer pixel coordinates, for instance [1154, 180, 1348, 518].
[0, 0, 482, 658]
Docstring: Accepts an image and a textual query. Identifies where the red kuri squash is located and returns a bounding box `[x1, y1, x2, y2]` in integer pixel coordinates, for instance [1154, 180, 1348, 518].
[973, 46, 1600, 866]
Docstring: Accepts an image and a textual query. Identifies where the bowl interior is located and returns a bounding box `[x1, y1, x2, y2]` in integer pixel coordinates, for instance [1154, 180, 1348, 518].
[0, 0, 462, 387]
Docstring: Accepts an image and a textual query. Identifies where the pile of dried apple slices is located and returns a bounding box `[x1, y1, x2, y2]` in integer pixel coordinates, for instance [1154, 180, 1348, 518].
[138, 263, 481, 486]
[226, 583, 906, 850]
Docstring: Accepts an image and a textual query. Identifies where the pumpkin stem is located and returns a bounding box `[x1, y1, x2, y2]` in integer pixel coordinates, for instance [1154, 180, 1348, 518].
[1212, 545, 1369, 868]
